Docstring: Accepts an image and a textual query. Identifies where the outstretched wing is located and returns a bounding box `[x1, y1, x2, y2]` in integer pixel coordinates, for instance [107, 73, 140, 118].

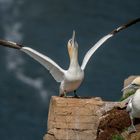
[81, 18, 140, 70]
[0, 40, 65, 82]
[81, 34, 112, 70]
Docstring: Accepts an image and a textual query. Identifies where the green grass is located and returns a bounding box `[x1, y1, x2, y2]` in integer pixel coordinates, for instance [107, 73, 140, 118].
[119, 91, 135, 101]
[112, 134, 124, 140]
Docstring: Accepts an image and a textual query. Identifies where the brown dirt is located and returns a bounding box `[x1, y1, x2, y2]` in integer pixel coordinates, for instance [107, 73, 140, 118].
[96, 107, 131, 140]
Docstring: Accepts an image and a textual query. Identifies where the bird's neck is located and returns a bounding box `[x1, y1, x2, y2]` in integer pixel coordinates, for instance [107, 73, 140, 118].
[68, 49, 80, 70]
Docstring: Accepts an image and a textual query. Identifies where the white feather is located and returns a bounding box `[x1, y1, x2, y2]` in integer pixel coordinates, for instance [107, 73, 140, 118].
[126, 98, 132, 112]
[81, 34, 113, 70]
[21, 47, 65, 82]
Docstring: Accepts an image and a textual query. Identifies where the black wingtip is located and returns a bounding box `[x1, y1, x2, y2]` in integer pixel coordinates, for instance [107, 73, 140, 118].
[110, 18, 140, 35]
[0, 39, 23, 49]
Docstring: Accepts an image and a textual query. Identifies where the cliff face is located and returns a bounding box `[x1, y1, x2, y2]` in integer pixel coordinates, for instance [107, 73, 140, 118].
[43, 76, 140, 140]
[43, 96, 124, 140]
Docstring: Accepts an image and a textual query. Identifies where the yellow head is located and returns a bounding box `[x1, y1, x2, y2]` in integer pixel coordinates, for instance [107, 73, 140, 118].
[67, 31, 78, 59]
[132, 77, 140, 86]
[122, 76, 140, 91]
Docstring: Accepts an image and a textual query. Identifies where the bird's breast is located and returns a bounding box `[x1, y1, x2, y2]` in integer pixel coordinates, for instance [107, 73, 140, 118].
[60, 70, 84, 93]
[65, 69, 84, 82]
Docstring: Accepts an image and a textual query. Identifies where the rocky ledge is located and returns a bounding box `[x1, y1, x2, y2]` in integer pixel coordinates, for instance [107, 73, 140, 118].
[43, 76, 140, 140]
[43, 96, 130, 140]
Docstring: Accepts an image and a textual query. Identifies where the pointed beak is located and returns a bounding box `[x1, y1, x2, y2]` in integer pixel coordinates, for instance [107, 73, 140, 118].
[71, 30, 75, 45]
[121, 84, 133, 92]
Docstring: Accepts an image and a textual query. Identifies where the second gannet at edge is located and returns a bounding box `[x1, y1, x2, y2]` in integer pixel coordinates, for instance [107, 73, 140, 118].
[122, 77, 140, 133]
[0, 18, 140, 97]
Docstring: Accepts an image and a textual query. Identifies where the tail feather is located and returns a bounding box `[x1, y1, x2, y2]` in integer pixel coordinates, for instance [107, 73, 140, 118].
[0, 39, 23, 49]
[110, 18, 140, 35]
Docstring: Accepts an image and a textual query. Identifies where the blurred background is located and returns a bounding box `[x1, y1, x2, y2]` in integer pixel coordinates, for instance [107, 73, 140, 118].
[0, 0, 139, 139]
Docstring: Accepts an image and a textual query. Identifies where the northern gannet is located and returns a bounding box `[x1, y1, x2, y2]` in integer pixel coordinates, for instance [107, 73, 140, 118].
[0, 18, 140, 97]
[122, 77, 140, 133]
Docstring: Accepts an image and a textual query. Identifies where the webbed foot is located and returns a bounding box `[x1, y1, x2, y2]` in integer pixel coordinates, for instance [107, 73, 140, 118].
[74, 90, 79, 98]
[59, 91, 67, 97]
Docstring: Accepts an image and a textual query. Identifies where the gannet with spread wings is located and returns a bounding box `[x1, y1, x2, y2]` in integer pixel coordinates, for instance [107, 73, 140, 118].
[0, 18, 139, 97]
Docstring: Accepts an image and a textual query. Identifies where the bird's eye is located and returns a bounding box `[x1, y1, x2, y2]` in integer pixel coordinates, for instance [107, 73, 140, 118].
[70, 39, 72, 45]
[132, 83, 138, 86]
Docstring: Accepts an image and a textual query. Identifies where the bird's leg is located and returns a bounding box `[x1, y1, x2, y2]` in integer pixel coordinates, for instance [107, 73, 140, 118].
[63, 91, 67, 98]
[74, 90, 79, 98]
[128, 114, 136, 133]
[59, 90, 67, 97]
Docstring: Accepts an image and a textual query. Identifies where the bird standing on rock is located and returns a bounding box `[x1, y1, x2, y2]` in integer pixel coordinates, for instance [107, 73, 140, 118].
[122, 77, 140, 133]
[0, 18, 140, 97]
